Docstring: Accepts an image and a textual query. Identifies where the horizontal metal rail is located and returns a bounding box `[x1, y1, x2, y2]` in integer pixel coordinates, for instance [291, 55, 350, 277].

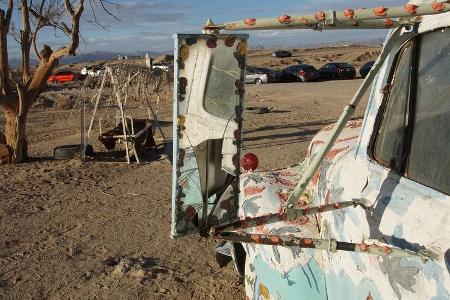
[205, 1, 450, 31]
[210, 198, 369, 234]
[215, 231, 437, 262]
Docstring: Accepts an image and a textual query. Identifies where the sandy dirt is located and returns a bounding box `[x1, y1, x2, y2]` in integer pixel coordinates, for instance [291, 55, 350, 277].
[0, 46, 373, 299]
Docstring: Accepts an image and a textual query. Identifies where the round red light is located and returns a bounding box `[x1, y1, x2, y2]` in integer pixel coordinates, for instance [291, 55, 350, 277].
[241, 153, 259, 172]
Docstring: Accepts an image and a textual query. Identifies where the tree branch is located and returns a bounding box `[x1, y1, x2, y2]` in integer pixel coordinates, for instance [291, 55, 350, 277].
[31, 0, 46, 60]
[0, 0, 14, 95]
[20, 0, 32, 82]
[52, 0, 84, 59]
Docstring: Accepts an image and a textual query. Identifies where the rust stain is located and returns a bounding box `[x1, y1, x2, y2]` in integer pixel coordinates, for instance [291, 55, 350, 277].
[373, 7, 387, 16]
[206, 38, 217, 48]
[235, 79, 244, 91]
[245, 17, 256, 26]
[405, 4, 418, 14]
[344, 9, 355, 19]
[185, 206, 196, 219]
[359, 243, 369, 252]
[220, 199, 232, 211]
[383, 246, 393, 254]
[224, 36, 236, 47]
[303, 238, 314, 246]
[278, 15, 293, 24]
[256, 217, 266, 226]
[432, 2, 445, 11]
[269, 235, 280, 243]
[384, 18, 394, 27]
[315, 11, 326, 21]
[251, 234, 262, 243]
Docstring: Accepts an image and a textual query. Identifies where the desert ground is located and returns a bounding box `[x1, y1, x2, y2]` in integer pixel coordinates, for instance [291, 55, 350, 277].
[0, 45, 374, 299]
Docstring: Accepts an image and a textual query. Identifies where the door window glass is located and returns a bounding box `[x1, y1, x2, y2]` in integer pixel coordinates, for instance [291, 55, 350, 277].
[408, 29, 450, 194]
[374, 43, 413, 172]
[204, 41, 242, 120]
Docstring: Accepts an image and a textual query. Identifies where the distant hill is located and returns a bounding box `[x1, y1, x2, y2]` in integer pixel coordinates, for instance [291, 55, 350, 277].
[8, 50, 169, 67]
[8, 38, 383, 68]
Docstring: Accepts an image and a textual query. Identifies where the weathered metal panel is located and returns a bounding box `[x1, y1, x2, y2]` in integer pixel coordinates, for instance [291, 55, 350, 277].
[171, 34, 248, 238]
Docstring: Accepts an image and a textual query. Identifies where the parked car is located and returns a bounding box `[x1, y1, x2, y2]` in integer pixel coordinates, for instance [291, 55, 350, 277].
[359, 61, 375, 78]
[277, 64, 320, 82]
[172, 3, 450, 300]
[246, 66, 277, 84]
[81, 64, 105, 77]
[271, 50, 292, 58]
[152, 62, 172, 72]
[47, 71, 83, 84]
[318, 62, 356, 80]
[80, 65, 91, 76]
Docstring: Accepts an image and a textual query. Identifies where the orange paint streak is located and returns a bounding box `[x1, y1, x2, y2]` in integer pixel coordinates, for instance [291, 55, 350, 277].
[336, 135, 358, 143]
[326, 147, 348, 160]
[244, 185, 265, 197]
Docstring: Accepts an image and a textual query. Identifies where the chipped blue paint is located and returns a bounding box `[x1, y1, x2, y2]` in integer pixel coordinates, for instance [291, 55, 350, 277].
[251, 256, 327, 300]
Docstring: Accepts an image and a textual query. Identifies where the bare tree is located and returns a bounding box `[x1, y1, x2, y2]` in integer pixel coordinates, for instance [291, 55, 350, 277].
[0, 0, 112, 162]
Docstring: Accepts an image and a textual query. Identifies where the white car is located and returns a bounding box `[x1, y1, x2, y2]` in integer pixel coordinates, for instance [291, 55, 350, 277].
[81, 65, 105, 77]
[152, 63, 172, 72]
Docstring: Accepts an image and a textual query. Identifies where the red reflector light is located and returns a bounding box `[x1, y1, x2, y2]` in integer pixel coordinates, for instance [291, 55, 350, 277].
[241, 153, 259, 172]
[299, 70, 305, 77]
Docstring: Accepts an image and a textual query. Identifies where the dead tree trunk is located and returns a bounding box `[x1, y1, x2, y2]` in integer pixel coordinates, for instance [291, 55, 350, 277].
[4, 107, 27, 161]
[0, 0, 88, 163]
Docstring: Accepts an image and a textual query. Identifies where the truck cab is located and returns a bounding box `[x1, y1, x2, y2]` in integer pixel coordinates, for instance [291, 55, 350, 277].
[171, 2, 450, 299]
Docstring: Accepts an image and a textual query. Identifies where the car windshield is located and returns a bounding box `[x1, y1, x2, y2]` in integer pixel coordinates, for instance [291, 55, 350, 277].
[336, 63, 352, 67]
[301, 65, 317, 71]
[257, 68, 273, 73]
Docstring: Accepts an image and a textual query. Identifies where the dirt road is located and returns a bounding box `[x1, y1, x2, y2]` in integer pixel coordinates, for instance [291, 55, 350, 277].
[0, 79, 369, 299]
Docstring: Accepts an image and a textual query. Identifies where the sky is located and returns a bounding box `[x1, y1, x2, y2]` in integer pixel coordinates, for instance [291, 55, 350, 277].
[5, 0, 407, 58]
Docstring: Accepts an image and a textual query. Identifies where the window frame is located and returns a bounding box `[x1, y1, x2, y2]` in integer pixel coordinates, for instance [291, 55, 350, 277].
[368, 39, 415, 172]
[368, 28, 450, 195]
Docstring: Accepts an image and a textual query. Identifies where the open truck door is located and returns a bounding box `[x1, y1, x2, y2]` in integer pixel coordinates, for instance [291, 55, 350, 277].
[171, 34, 248, 238]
